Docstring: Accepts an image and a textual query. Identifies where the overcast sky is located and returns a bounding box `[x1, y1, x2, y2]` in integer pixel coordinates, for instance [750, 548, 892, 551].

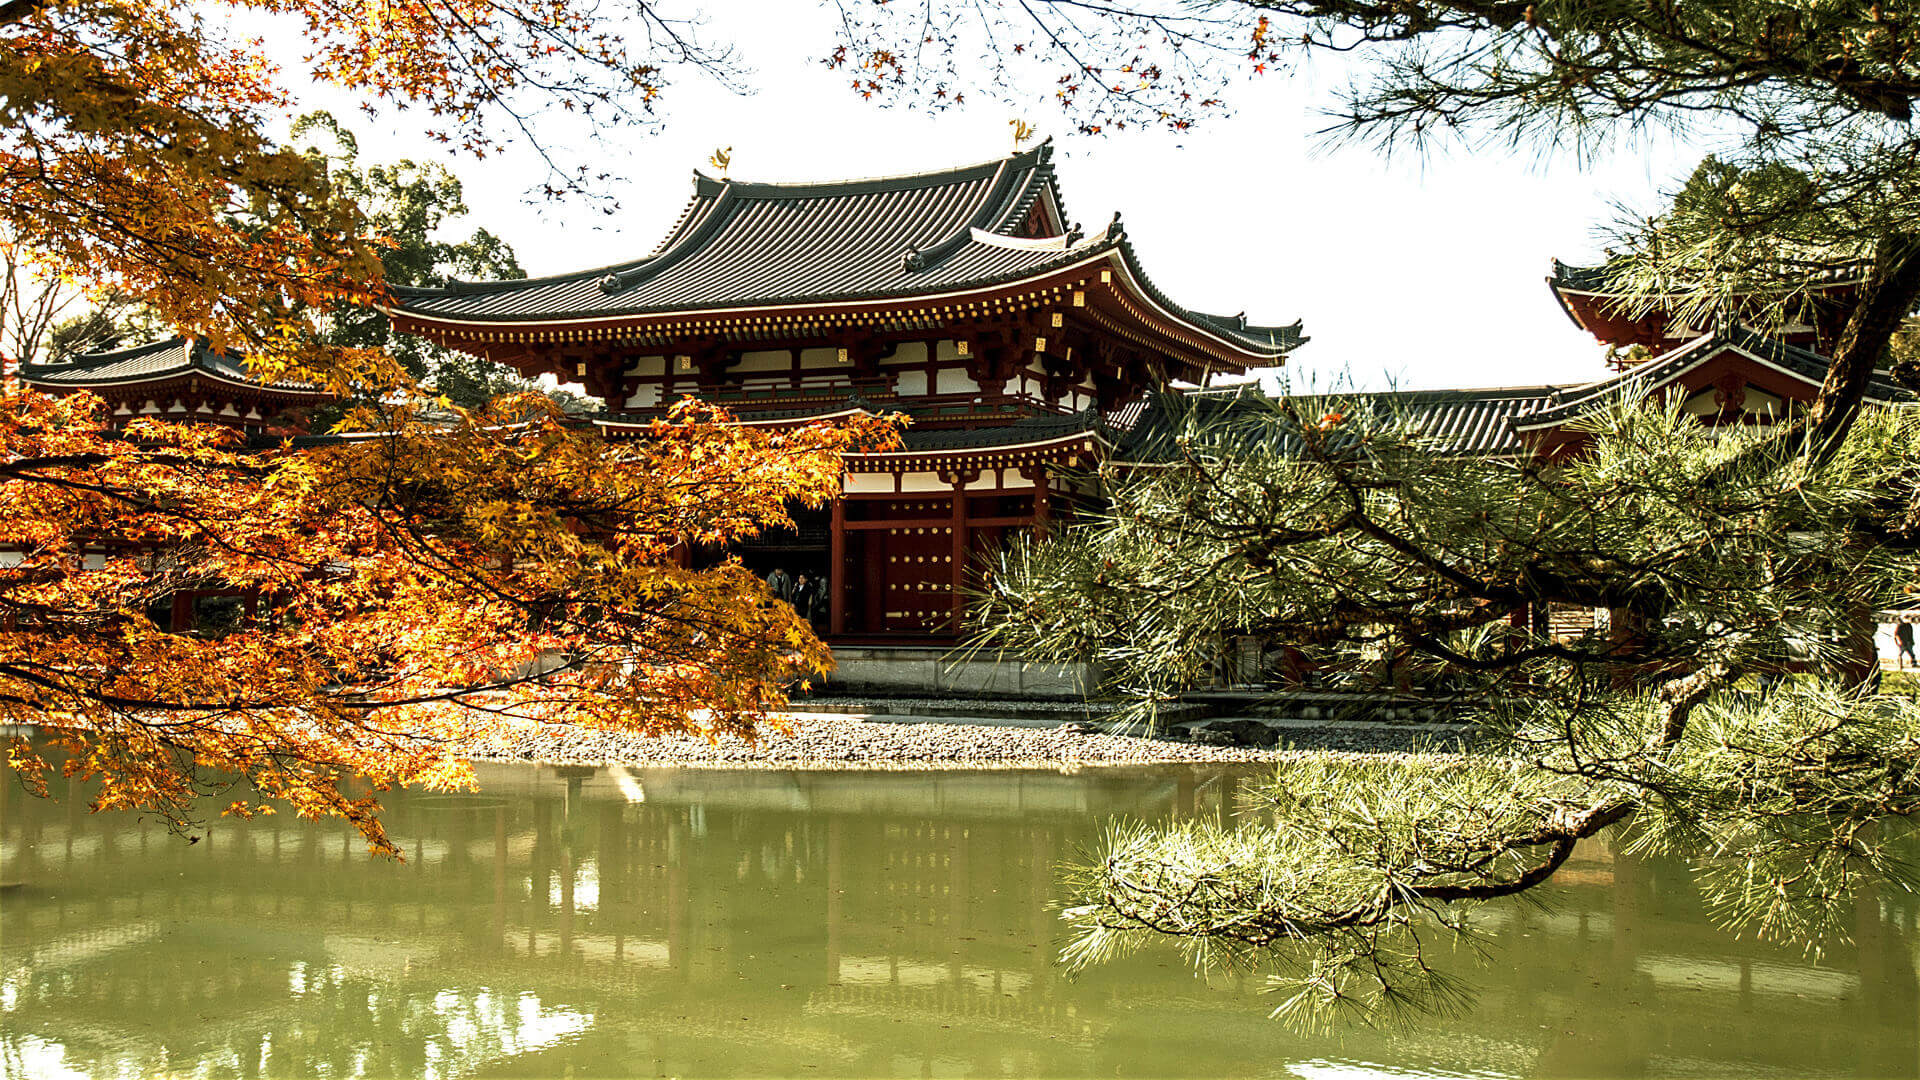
[287, 3, 1715, 394]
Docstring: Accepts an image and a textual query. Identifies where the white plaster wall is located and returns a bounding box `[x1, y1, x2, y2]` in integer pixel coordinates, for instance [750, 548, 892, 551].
[935, 368, 978, 395]
[733, 349, 789, 373]
[844, 473, 895, 494]
[625, 355, 666, 377]
[893, 370, 929, 396]
[882, 342, 929, 366]
[799, 347, 844, 370]
[934, 340, 966, 364]
[897, 470, 948, 492]
[625, 384, 663, 409]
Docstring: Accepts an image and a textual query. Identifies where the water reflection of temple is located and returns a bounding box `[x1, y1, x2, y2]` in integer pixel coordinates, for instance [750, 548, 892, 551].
[3, 766, 1917, 1078]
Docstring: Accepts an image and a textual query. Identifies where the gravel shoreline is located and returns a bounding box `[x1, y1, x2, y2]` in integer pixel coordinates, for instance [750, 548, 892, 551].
[459, 713, 1467, 771]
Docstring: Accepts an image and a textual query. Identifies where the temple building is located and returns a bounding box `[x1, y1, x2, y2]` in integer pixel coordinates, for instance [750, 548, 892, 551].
[15, 336, 328, 436]
[1280, 262, 1916, 467]
[23, 160, 1909, 691]
[9, 337, 334, 634]
[385, 143, 1305, 653]
[1220, 262, 1917, 664]
[1546, 259, 1863, 363]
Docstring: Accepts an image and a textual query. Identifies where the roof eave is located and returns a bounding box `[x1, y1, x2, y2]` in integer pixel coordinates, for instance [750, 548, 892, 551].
[386, 246, 1296, 366]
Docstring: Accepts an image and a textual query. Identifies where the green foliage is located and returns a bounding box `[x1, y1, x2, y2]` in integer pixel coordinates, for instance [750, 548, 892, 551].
[830, 0, 1920, 1030]
[45, 290, 165, 360]
[1061, 753, 1595, 1028]
[993, 394, 1920, 1026]
[979, 393, 1916, 723]
[291, 113, 536, 411]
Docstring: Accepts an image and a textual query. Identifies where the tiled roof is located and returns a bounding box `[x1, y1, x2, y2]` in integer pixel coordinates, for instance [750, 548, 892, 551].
[1550, 259, 1617, 294]
[1355, 385, 1567, 455]
[1119, 385, 1566, 461]
[1514, 326, 1913, 430]
[18, 337, 323, 394]
[391, 144, 1302, 360]
[895, 408, 1107, 452]
[1551, 258, 1870, 296]
[598, 395, 1109, 454]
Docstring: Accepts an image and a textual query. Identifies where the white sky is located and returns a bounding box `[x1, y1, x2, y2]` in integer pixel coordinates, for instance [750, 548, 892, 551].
[275, 2, 1717, 394]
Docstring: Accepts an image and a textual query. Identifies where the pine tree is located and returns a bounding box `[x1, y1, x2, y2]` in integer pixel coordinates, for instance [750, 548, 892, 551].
[840, 0, 1920, 1022]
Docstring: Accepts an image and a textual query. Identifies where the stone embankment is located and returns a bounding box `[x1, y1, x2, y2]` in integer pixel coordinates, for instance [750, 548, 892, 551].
[462, 711, 1466, 771]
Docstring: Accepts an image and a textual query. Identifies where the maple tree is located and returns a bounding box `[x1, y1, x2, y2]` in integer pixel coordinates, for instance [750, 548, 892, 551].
[0, 0, 844, 850]
[289, 111, 557, 412]
[0, 0, 733, 390]
[2, 391, 894, 855]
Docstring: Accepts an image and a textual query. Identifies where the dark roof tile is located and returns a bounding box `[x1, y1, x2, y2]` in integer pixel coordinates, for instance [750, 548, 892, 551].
[18, 337, 323, 394]
[1515, 326, 1913, 430]
[392, 145, 1301, 359]
[1120, 385, 1562, 461]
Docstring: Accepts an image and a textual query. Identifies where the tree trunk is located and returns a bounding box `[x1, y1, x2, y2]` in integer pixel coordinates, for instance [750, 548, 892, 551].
[1807, 233, 1920, 462]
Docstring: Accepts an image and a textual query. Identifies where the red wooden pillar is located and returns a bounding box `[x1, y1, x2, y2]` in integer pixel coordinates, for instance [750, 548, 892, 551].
[949, 481, 967, 635]
[1024, 464, 1051, 535]
[942, 470, 976, 635]
[829, 497, 847, 637]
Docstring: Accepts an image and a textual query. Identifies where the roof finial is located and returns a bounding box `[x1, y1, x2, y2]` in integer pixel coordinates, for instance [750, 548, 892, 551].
[1010, 119, 1036, 152]
[708, 146, 732, 179]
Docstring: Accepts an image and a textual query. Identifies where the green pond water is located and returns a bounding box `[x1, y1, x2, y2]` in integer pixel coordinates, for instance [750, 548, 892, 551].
[2, 760, 1918, 1079]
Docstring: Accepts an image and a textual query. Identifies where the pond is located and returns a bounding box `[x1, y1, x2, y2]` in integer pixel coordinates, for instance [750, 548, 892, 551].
[2, 760, 1917, 1078]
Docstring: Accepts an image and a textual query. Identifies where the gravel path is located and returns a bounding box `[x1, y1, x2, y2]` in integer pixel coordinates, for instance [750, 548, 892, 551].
[460, 713, 1465, 770]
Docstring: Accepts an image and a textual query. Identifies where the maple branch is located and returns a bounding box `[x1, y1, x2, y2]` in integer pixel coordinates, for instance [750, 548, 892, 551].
[0, 0, 49, 27]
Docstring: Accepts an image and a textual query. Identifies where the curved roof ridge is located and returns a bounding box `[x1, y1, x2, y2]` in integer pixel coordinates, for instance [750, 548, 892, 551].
[20, 335, 325, 394]
[1551, 255, 1872, 297]
[596, 183, 746, 296]
[30, 335, 188, 366]
[985, 151, 1066, 237]
[1508, 325, 1919, 432]
[1512, 331, 1722, 427]
[390, 255, 643, 299]
[391, 183, 734, 300]
[391, 144, 1060, 303]
[1105, 227, 1305, 357]
[647, 185, 723, 257]
[689, 141, 1052, 199]
[899, 156, 1028, 273]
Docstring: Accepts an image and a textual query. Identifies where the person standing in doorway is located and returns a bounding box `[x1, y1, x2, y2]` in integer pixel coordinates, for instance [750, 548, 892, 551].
[1898, 619, 1916, 670]
[791, 573, 815, 622]
[809, 569, 829, 632]
[766, 565, 793, 604]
